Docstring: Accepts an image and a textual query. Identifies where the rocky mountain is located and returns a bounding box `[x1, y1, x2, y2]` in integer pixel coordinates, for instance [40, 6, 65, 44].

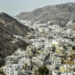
[17, 3, 75, 26]
[0, 13, 31, 67]
[0, 12, 32, 36]
[0, 22, 15, 66]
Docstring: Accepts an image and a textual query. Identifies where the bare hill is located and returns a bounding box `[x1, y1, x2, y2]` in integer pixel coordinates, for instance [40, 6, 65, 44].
[0, 12, 32, 36]
[17, 3, 75, 26]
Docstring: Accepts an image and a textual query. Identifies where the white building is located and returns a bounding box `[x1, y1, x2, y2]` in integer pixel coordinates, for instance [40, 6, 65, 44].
[53, 57, 62, 65]
[18, 57, 30, 68]
[5, 64, 18, 75]
[14, 35, 22, 39]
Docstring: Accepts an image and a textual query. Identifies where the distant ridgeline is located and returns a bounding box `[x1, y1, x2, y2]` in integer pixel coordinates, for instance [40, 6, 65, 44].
[17, 3, 75, 26]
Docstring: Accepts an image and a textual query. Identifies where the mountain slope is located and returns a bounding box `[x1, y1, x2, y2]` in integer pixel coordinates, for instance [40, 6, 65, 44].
[0, 22, 29, 67]
[0, 22, 16, 66]
[0, 13, 31, 67]
[0, 12, 32, 36]
[17, 3, 75, 26]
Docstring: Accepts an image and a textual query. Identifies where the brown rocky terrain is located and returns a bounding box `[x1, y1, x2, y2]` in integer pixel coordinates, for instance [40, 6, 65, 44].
[0, 12, 32, 36]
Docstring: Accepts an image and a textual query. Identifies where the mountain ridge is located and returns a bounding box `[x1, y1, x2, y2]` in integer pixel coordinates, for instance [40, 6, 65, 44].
[17, 2, 75, 26]
[0, 12, 32, 36]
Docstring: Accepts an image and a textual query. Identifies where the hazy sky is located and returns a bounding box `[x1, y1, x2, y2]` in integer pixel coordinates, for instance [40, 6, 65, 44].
[0, 0, 75, 16]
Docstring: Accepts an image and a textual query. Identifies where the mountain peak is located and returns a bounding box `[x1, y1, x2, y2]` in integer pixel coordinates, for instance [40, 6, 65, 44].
[0, 12, 32, 36]
[0, 12, 16, 25]
[0, 12, 8, 15]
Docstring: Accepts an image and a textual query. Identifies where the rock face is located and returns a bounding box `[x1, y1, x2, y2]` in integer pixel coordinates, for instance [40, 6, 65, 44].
[0, 12, 31, 36]
[17, 3, 75, 26]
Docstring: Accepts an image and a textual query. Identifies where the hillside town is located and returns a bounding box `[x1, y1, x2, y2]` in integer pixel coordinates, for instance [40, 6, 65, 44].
[0, 20, 75, 75]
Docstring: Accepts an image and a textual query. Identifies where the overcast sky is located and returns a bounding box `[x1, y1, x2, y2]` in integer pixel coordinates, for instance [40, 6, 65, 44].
[0, 0, 75, 16]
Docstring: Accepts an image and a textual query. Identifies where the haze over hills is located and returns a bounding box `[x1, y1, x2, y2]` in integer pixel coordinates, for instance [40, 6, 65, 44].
[17, 3, 75, 26]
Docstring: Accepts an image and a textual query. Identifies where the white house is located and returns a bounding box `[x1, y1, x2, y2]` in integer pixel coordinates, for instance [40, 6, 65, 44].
[53, 57, 62, 65]
[5, 64, 18, 75]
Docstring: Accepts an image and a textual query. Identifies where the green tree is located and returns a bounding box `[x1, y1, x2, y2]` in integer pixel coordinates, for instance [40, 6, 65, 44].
[38, 66, 49, 75]
[72, 46, 75, 50]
